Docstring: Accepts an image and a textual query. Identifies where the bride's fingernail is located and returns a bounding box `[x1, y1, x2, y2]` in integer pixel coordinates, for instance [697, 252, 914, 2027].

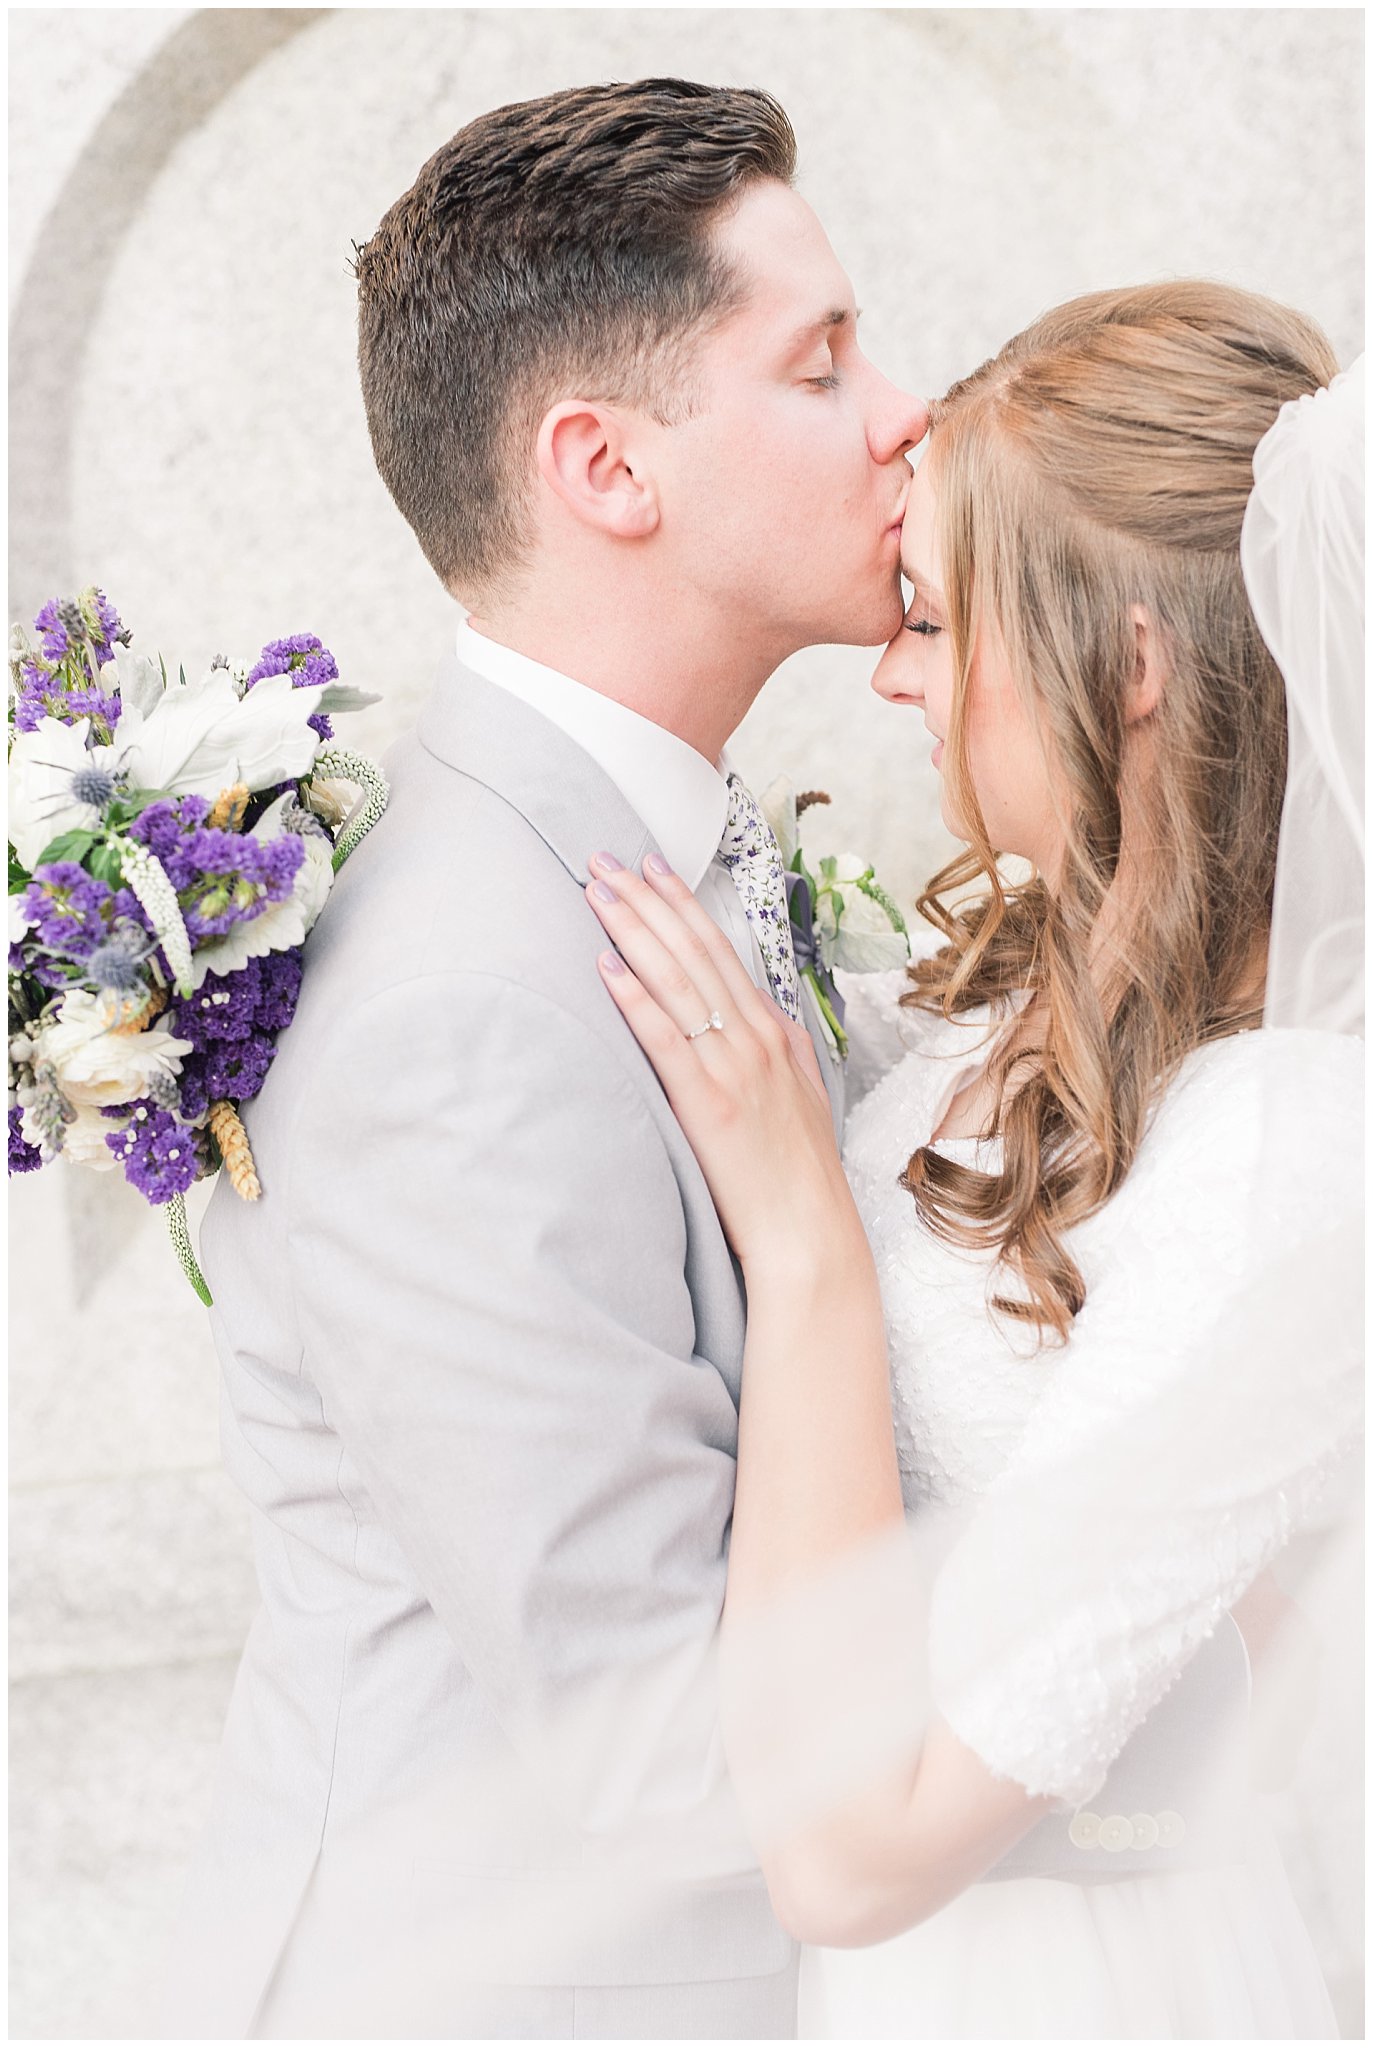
[600, 950, 625, 975]
[591, 850, 624, 871]
[645, 853, 671, 876]
[591, 880, 618, 904]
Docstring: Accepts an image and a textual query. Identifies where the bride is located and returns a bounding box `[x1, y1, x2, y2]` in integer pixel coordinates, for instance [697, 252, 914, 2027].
[582, 281, 1362, 2037]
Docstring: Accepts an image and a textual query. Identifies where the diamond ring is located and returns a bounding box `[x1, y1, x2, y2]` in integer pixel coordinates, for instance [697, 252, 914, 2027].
[685, 1011, 725, 1041]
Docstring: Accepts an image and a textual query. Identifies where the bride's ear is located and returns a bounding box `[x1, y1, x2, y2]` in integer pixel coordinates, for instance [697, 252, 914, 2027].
[536, 400, 661, 540]
[1125, 603, 1166, 724]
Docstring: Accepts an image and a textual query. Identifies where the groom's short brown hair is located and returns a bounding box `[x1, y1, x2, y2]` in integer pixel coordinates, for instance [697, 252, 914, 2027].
[352, 78, 796, 602]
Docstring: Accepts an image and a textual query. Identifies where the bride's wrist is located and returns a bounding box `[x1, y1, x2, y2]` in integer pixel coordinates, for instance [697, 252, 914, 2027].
[737, 1189, 873, 1295]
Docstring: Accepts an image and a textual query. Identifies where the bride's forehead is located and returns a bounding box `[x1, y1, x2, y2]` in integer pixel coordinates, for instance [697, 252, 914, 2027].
[900, 461, 943, 584]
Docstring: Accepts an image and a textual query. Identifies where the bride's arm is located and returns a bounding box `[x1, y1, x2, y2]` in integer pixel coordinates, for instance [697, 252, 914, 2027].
[585, 851, 1050, 1943]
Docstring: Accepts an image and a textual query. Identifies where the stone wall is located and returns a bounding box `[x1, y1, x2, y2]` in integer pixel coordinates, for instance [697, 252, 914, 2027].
[9, 9, 1363, 2035]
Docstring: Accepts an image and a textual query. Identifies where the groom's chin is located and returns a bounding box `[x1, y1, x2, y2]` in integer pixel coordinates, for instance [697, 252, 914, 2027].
[837, 588, 907, 651]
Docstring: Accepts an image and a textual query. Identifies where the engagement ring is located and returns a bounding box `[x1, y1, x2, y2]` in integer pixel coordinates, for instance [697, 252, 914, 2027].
[685, 1012, 725, 1040]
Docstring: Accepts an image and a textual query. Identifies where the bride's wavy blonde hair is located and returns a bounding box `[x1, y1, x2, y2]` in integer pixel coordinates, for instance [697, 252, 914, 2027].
[902, 281, 1339, 1344]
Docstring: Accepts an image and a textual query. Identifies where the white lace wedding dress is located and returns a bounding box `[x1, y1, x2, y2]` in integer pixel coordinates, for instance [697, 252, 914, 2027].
[799, 957, 1361, 2041]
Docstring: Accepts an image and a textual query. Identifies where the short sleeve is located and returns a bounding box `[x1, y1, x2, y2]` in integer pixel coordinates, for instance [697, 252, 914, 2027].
[927, 1029, 1364, 1806]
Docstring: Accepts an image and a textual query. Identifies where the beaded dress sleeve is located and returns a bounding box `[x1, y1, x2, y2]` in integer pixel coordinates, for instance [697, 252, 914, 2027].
[924, 1029, 1363, 1807]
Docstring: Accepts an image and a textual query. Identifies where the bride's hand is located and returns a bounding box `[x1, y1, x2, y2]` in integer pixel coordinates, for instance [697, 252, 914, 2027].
[585, 850, 848, 1271]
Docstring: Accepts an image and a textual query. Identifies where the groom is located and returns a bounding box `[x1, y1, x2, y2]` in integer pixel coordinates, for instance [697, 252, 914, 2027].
[162, 78, 924, 2039]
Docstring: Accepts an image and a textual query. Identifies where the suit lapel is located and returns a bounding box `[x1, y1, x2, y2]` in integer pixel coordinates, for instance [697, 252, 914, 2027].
[419, 652, 846, 1143]
[417, 653, 659, 886]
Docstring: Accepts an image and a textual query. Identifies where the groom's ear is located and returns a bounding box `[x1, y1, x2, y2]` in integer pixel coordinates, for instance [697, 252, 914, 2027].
[536, 400, 661, 541]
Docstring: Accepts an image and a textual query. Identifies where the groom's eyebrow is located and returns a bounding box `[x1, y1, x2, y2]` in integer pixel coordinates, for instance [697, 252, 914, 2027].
[788, 306, 860, 352]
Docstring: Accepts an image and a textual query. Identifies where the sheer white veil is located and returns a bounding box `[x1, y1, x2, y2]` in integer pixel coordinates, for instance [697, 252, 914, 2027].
[1243, 354, 1365, 1037]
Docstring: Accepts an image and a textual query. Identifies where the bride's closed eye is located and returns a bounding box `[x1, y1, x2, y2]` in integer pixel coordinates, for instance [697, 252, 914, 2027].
[904, 614, 943, 638]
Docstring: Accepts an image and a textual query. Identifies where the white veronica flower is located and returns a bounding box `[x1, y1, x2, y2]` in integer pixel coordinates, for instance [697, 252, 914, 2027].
[185, 791, 334, 988]
[30, 989, 193, 1111]
[7, 717, 119, 870]
[113, 668, 326, 799]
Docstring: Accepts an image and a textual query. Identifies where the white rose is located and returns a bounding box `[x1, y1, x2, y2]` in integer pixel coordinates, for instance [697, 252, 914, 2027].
[34, 990, 193, 1110]
[41, 1101, 122, 1171]
[829, 879, 910, 974]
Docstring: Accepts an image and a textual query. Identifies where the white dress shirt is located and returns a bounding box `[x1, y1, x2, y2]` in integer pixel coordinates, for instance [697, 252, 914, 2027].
[454, 614, 770, 991]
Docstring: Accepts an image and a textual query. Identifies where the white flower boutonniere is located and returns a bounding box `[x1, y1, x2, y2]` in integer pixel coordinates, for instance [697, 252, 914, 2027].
[759, 776, 910, 1057]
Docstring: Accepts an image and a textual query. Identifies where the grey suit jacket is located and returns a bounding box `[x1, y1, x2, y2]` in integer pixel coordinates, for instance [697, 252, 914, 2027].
[160, 657, 838, 2039]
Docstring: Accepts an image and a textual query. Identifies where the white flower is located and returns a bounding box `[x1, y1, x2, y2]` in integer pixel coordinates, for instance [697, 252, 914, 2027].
[828, 885, 911, 974]
[10, 893, 34, 948]
[186, 792, 334, 988]
[118, 838, 194, 996]
[759, 775, 800, 867]
[33, 989, 193, 1111]
[830, 850, 873, 886]
[36, 1100, 121, 1171]
[111, 642, 167, 719]
[6, 717, 119, 870]
[113, 668, 326, 799]
[301, 776, 357, 831]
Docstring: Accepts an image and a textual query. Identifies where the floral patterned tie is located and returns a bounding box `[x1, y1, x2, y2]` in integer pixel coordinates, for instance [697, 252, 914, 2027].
[717, 772, 802, 1022]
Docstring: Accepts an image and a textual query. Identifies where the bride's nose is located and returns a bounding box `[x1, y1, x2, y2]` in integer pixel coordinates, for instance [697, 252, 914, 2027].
[870, 635, 924, 708]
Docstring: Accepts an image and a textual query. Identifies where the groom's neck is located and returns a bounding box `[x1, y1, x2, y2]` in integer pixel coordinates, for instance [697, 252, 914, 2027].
[474, 578, 784, 762]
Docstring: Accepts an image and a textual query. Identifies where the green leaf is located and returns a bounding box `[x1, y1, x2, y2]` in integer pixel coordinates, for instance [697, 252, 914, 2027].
[87, 840, 124, 886]
[855, 874, 909, 937]
[31, 829, 98, 870]
[819, 854, 838, 884]
[9, 850, 31, 896]
[106, 788, 174, 827]
[794, 848, 819, 900]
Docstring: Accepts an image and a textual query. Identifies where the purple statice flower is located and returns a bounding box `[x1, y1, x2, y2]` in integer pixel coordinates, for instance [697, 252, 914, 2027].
[247, 632, 338, 743]
[61, 685, 122, 729]
[12, 658, 55, 732]
[104, 1099, 199, 1204]
[23, 863, 114, 961]
[89, 589, 126, 661]
[130, 795, 210, 865]
[33, 599, 76, 663]
[170, 947, 304, 1119]
[8, 1105, 44, 1175]
[175, 829, 303, 942]
[129, 800, 304, 942]
[32, 589, 125, 669]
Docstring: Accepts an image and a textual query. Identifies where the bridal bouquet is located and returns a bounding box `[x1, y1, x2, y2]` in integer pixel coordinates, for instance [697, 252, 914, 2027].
[7, 587, 387, 1301]
[761, 776, 910, 1057]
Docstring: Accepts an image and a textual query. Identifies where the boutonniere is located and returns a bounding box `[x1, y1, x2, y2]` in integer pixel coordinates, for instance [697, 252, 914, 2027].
[760, 777, 910, 1058]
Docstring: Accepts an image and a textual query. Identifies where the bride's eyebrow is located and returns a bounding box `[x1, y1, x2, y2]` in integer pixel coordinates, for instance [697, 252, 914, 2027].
[902, 562, 946, 605]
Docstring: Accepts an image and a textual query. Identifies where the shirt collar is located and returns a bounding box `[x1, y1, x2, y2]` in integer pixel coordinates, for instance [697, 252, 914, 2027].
[454, 614, 731, 888]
